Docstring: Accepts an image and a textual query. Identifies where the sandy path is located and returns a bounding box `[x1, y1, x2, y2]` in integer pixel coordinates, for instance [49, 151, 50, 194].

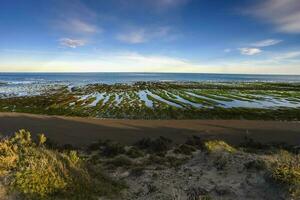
[0, 112, 299, 147]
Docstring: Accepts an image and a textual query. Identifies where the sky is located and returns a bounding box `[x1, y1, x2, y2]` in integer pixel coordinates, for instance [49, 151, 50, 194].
[0, 0, 300, 74]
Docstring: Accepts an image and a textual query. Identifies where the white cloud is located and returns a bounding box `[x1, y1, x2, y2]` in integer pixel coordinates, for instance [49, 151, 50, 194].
[247, 0, 300, 33]
[272, 51, 300, 60]
[152, 0, 190, 8]
[117, 29, 147, 44]
[119, 0, 190, 11]
[251, 39, 282, 47]
[59, 38, 87, 48]
[117, 52, 189, 66]
[53, 0, 100, 35]
[68, 19, 99, 34]
[2, 49, 300, 74]
[56, 19, 100, 35]
[117, 26, 170, 44]
[239, 48, 262, 56]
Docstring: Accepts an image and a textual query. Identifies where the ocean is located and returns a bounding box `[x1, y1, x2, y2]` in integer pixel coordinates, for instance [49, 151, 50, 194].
[1, 73, 300, 85]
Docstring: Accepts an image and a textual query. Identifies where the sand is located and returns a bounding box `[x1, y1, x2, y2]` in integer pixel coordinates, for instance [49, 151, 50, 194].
[0, 112, 299, 147]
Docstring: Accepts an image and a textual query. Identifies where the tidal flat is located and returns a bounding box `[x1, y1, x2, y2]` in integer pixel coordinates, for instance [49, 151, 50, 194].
[0, 82, 300, 120]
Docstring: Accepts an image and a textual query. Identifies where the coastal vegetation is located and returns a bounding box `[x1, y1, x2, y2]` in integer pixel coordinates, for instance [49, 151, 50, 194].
[1, 130, 299, 199]
[0, 82, 300, 120]
[0, 130, 125, 200]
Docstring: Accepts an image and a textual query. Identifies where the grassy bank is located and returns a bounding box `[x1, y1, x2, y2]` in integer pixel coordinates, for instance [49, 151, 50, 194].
[1, 130, 299, 199]
[0, 130, 125, 200]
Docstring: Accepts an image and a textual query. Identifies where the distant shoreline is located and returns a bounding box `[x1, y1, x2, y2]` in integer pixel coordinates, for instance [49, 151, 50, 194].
[1, 73, 300, 86]
[1, 72, 300, 75]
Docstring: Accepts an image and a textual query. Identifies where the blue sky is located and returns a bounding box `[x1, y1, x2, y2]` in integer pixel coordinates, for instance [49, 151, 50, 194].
[0, 0, 300, 74]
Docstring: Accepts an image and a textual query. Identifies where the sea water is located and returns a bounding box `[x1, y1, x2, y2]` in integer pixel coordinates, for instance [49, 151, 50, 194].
[0, 73, 300, 98]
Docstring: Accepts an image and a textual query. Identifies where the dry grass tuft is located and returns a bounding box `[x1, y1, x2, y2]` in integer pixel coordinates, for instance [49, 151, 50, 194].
[0, 130, 125, 200]
[204, 140, 236, 153]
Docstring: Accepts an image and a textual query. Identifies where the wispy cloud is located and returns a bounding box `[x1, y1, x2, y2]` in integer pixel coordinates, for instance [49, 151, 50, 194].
[239, 48, 262, 56]
[272, 51, 300, 61]
[2, 49, 300, 74]
[117, 29, 147, 44]
[53, 0, 101, 36]
[68, 19, 99, 34]
[251, 39, 282, 47]
[116, 52, 189, 66]
[118, 0, 190, 11]
[117, 26, 170, 44]
[59, 38, 87, 48]
[151, 0, 190, 9]
[57, 19, 100, 35]
[246, 0, 300, 33]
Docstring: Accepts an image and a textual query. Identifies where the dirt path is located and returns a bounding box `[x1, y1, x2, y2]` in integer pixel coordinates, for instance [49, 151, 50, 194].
[0, 112, 299, 147]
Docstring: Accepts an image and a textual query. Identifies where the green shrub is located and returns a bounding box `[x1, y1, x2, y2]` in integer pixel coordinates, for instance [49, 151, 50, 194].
[204, 140, 236, 153]
[240, 136, 297, 154]
[185, 136, 205, 149]
[269, 151, 300, 198]
[37, 133, 47, 146]
[68, 150, 80, 165]
[135, 137, 172, 154]
[174, 144, 197, 155]
[13, 148, 69, 199]
[126, 146, 144, 158]
[0, 139, 18, 176]
[101, 141, 125, 157]
[88, 139, 105, 151]
[10, 129, 32, 148]
[0, 130, 125, 200]
[270, 151, 300, 185]
[88, 139, 126, 157]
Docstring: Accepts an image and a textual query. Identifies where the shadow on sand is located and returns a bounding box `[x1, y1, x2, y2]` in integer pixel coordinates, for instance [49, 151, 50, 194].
[0, 113, 299, 147]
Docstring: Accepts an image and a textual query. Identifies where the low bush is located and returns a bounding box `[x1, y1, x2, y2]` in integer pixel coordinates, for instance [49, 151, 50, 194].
[240, 136, 296, 154]
[88, 140, 126, 157]
[0, 139, 18, 176]
[135, 136, 172, 154]
[270, 151, 300, 185]
[204, 140, 236, 153]
[269, 150, 300, 198]
[88, 139, 105, 151]
[0, 130, 125, 200]
[101, 141, 126, 157]
[185, 135, 205, 149]
[174, 144, 197, 155]
[126, 146, 144, 158]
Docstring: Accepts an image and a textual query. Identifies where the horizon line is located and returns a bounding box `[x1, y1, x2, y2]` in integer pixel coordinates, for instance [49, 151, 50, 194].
[0, 72, 300, 76]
